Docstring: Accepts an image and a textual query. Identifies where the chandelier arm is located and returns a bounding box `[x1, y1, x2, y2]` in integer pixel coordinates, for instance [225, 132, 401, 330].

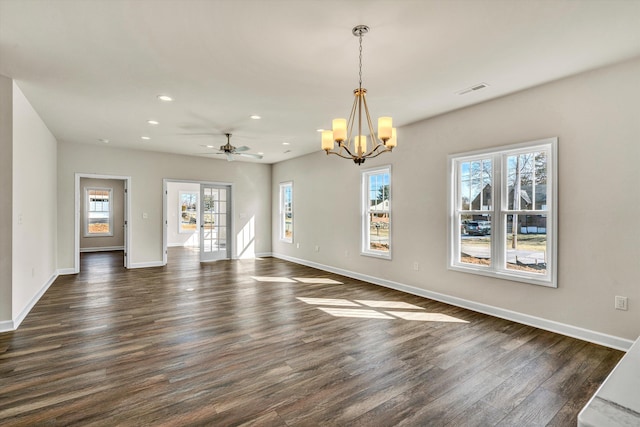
[361, 93, 379, 145]
[365, 147, 393, 159]
[326, 150, 359, 160]
[335, 142, 357, 159]
[361, 141, 387, 158]
[362, 138, 394, 158]
[345, 94, 359, 152]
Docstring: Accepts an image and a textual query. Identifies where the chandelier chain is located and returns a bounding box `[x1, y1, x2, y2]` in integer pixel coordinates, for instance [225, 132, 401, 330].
[358, 33, 363, 89]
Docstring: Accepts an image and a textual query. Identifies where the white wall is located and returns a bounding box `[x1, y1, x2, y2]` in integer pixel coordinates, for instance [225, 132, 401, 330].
[80, 178, 125, 250]
[167, 181, 200, 248]
[0, 75, 13, 326]
[12, 81, 58, 320]
[58, 143, 271, 268]
[272, 57, 640, 344]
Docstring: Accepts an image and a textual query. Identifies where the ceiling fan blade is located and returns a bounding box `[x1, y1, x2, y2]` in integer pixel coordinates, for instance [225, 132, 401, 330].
[225, 153, 235, 162]
[234, 146, 250, 152]
[237, 152, 263, 159]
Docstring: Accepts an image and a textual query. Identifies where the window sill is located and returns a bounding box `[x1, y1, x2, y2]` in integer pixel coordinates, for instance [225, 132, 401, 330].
[448, 264, 556, 288]
[361, 251, 392, 261]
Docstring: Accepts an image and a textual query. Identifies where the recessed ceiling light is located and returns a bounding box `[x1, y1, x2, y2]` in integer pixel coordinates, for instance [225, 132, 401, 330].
[316, 129, 325, 132]
[257, 152, 264, 155]
[147, 120, 159, 125]
[282, 142, 290, 145]
[250, 115, 261, 120]
[99, 138, 109, 143]
[157, 94, 173, 102]
[141, 136, 151, 140]
[206, 145, 214, 148]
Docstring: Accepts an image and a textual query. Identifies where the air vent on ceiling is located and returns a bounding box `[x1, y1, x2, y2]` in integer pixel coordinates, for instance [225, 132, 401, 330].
[456, 82, 489, 95]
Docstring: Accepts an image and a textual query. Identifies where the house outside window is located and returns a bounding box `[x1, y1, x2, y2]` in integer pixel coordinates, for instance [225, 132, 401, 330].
[362, 165, 391, 259]
[85, 187, 113, 237]
[279, 181, 293, 243]
[449, 137, 557, 287]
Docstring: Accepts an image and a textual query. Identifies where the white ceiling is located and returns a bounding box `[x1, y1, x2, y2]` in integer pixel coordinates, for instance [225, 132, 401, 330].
[1, 0, 639, 164]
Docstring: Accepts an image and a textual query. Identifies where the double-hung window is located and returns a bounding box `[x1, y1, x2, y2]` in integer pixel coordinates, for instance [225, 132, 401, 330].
[449, 138, 557, 287]
[86, 187, 113, 237]
[279, 181, 293, 243]
[362, 165, 391, 259]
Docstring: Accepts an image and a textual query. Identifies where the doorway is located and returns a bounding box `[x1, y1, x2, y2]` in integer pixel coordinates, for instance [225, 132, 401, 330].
[200, 184, 231, 262]
[162, 179, 233, 265]
[74, 173, 131, 273]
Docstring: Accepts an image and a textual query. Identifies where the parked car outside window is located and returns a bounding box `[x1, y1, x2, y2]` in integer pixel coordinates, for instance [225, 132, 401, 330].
[465, 220, 491, 235]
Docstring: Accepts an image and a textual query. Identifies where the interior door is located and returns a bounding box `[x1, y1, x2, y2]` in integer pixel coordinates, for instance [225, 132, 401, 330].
[200, 184, 230, 262]
[123, 179, 128, 268]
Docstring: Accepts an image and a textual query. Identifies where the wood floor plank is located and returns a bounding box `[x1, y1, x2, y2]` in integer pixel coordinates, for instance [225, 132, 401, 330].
[0, 249, 624, 426]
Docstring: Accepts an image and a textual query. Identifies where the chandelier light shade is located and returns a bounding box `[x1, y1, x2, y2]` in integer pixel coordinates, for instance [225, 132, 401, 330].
[321, 25, 397, 165]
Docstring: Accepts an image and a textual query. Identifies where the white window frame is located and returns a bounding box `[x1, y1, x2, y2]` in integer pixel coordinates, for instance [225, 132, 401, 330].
[361, 165, 392, 259]
[448, 137, 557, 287]
[279, 181, 293, 243]
[85, 187, 113, 237]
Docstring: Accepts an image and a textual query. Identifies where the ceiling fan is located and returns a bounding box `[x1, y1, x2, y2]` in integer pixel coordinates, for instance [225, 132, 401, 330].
[199, 133, 263, 161]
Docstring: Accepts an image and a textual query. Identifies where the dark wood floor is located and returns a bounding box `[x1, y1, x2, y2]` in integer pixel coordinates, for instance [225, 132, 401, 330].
[0, 249, 623, 426]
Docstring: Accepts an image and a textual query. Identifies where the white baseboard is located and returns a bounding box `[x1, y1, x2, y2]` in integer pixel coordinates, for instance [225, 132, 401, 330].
[255, 252, 273, 258]
[80, 246, 124, 253]
[0, 320, 14, 333]
[129, 261, 165, 269]
[57, 268, 77, 275]
[1, 271, 60, 332]
[272, 252, 633, 352]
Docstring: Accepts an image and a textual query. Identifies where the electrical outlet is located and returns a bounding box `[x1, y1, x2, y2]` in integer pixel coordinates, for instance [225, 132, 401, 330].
[413, 262, 419, 271]
[615, 296, 628, 311]
[296, 243, 300, 249]
[314, 245, 320, 252]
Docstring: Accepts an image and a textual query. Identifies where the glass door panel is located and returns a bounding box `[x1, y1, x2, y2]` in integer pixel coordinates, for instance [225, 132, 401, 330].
[200, 185, 230, 262]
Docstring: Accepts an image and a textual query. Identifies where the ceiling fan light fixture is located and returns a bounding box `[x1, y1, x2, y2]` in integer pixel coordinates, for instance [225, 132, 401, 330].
[157, 94, 173, 102]
[214, 133, 264, 161]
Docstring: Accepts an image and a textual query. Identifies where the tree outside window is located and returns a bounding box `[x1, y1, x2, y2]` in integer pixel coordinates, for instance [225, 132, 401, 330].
[450, 138, 557, 287]
[362, 166, 391, 258]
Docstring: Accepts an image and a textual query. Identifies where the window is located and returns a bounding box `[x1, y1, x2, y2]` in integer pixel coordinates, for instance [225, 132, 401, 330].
[362, 165, 391, 258]
[279, 181, 293, 242]
[85, 187, 113, 237]
[449, 138, 557, 287]
[179, 191, 198, 233]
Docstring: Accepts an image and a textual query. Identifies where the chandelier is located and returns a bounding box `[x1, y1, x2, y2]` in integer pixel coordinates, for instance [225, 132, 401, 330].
[321, 25, 397, 165]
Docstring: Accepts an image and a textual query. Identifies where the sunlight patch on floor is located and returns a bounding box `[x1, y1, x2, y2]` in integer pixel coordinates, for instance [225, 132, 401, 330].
[318, 307, 395, 319]
[355, 300, 424, 310]
[297, 297, 469, 323]
[297, 297, 360, 307]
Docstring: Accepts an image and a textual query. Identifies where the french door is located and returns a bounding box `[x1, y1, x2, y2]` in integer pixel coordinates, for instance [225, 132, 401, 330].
[200, 184, 231, 262]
